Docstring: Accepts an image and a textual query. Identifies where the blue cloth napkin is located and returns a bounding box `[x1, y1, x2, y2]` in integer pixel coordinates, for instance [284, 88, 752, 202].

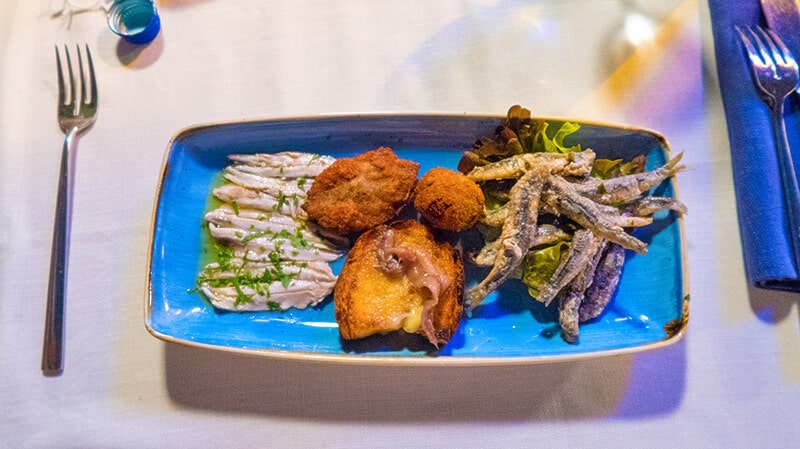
[709, 0, 800, 291]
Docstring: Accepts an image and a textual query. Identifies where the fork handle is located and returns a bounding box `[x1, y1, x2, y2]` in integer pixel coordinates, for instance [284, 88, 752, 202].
[770, 104, 800, 273]
[42, 129, 76, 375]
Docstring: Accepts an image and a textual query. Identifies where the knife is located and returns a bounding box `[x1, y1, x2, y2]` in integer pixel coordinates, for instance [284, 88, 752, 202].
[762, 0, 800, 77]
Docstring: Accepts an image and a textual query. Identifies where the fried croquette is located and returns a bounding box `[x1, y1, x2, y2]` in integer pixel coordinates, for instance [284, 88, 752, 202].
[302, 147, 419, 235]
[413, 168, 485, 231]
[334, 220, 464, 347]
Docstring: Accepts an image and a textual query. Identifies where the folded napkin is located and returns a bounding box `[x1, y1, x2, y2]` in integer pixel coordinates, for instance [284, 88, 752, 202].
[709, 0, 800, 291]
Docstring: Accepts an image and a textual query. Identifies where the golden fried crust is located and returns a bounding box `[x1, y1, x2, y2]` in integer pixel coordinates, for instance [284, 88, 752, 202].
[302, 147, 420, 235]
[334, 220, 464, 346]
[413, 167, 485, 231]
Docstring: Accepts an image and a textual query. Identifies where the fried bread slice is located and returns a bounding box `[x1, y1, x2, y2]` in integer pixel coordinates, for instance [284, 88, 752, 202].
[334, 220, 464, 347]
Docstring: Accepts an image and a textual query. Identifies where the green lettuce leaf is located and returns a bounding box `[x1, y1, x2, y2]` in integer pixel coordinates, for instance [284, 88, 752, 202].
[521, 240, 571, 299]
[591, 155, 647, 179]
[534, 121, 582, 153]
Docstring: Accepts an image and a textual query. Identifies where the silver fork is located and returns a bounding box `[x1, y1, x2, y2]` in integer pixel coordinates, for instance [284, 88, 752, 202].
[736, 25, 800, 273]
[43, 44, 97, 375]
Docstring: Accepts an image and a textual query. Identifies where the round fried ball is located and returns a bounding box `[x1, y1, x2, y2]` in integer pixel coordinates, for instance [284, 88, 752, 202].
[413, 168, 485, 231]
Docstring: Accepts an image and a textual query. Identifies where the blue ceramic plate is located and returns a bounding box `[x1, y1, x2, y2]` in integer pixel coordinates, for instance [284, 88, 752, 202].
[146, 114, 689, 365]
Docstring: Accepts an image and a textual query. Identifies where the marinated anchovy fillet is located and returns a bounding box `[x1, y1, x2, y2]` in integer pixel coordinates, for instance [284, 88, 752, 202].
[208, 226, 343, 262]
[212, 184, 308, 217]
[197, 152, 345, 311]
[223, 167, 310, 198]
[199, 259, 337, 311]
[227, 152, 336, 178]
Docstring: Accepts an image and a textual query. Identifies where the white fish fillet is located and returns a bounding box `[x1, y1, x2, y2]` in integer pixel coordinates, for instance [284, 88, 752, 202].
[204, 205, 344, 248]
[223, 167, 309, 197]
[198, 152, 344, 311]
[228, 152, 335, 178]
[199, 259, 337, 311]
[212, 184, 308, 217]
[208, 223, 343, 261]
[202, 281, 335, 311]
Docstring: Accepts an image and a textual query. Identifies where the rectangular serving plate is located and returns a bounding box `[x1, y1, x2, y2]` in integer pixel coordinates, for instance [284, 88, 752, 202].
[146, 113, 689, 366]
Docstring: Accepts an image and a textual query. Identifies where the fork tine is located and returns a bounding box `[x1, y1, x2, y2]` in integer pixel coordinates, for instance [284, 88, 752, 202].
[735, 26, 762, 65]
[63, 44, 75, 110]
[765, 27, 797, 67]
[746, 26, 773, 66]
[755, 26, 785, 66]
[84, 44, 97, 107]
[55, 46, 65, 107]
[76, 44, 86, 106]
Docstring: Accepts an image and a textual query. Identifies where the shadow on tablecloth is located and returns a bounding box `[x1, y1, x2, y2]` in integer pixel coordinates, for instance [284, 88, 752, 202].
[162, 338, 686, 422]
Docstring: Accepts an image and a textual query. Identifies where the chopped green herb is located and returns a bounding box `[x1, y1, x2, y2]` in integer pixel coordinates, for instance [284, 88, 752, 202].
[273, 190, 287, 212]
[272, 228, 310, 250]
[266, 301, 282, 312]
[242, 229, 273, 243]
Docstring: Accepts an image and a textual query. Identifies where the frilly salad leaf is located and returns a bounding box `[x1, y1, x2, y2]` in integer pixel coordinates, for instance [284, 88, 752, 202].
[535, 121, 582, 153]
[463, 104, 647, 303]
[591, 155, 647, 179]
[457, 105, 582, 173]
[521, 240, 571, 299]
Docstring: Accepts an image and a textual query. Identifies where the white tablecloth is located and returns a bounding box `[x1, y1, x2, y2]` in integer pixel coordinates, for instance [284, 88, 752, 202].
[2, 1, 799, 448]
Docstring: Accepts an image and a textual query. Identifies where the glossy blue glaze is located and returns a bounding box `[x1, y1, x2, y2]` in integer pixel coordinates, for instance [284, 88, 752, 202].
[147, 115, 687, 363]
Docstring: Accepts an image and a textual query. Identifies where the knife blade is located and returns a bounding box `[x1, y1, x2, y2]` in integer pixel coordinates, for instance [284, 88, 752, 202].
[762, 0, 800, 66]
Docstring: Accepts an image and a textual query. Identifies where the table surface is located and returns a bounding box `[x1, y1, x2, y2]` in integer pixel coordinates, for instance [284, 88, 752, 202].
[2, 1, 799, 448]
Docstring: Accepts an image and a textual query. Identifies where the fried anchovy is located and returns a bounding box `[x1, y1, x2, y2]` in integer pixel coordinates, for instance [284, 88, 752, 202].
[480, 204, 510, 228]
[543, 176, 648, 254]
[579, 242, 625, 322]
[472, 224, 570, 266]
[620, 196, 688, 216]
[558, 291, 582, 344]
[571, 152, 685, 204]
[537, 229, 604, 307]
[484, 195, 655, 230]
[465, 167, 548, 309]
[466, 149, 596, 182]
[557, 239, 608, 343]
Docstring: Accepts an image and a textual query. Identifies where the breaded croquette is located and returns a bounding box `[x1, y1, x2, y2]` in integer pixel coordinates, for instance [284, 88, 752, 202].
[302, 147, 419, 235]
[413, 168, 485, 231]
